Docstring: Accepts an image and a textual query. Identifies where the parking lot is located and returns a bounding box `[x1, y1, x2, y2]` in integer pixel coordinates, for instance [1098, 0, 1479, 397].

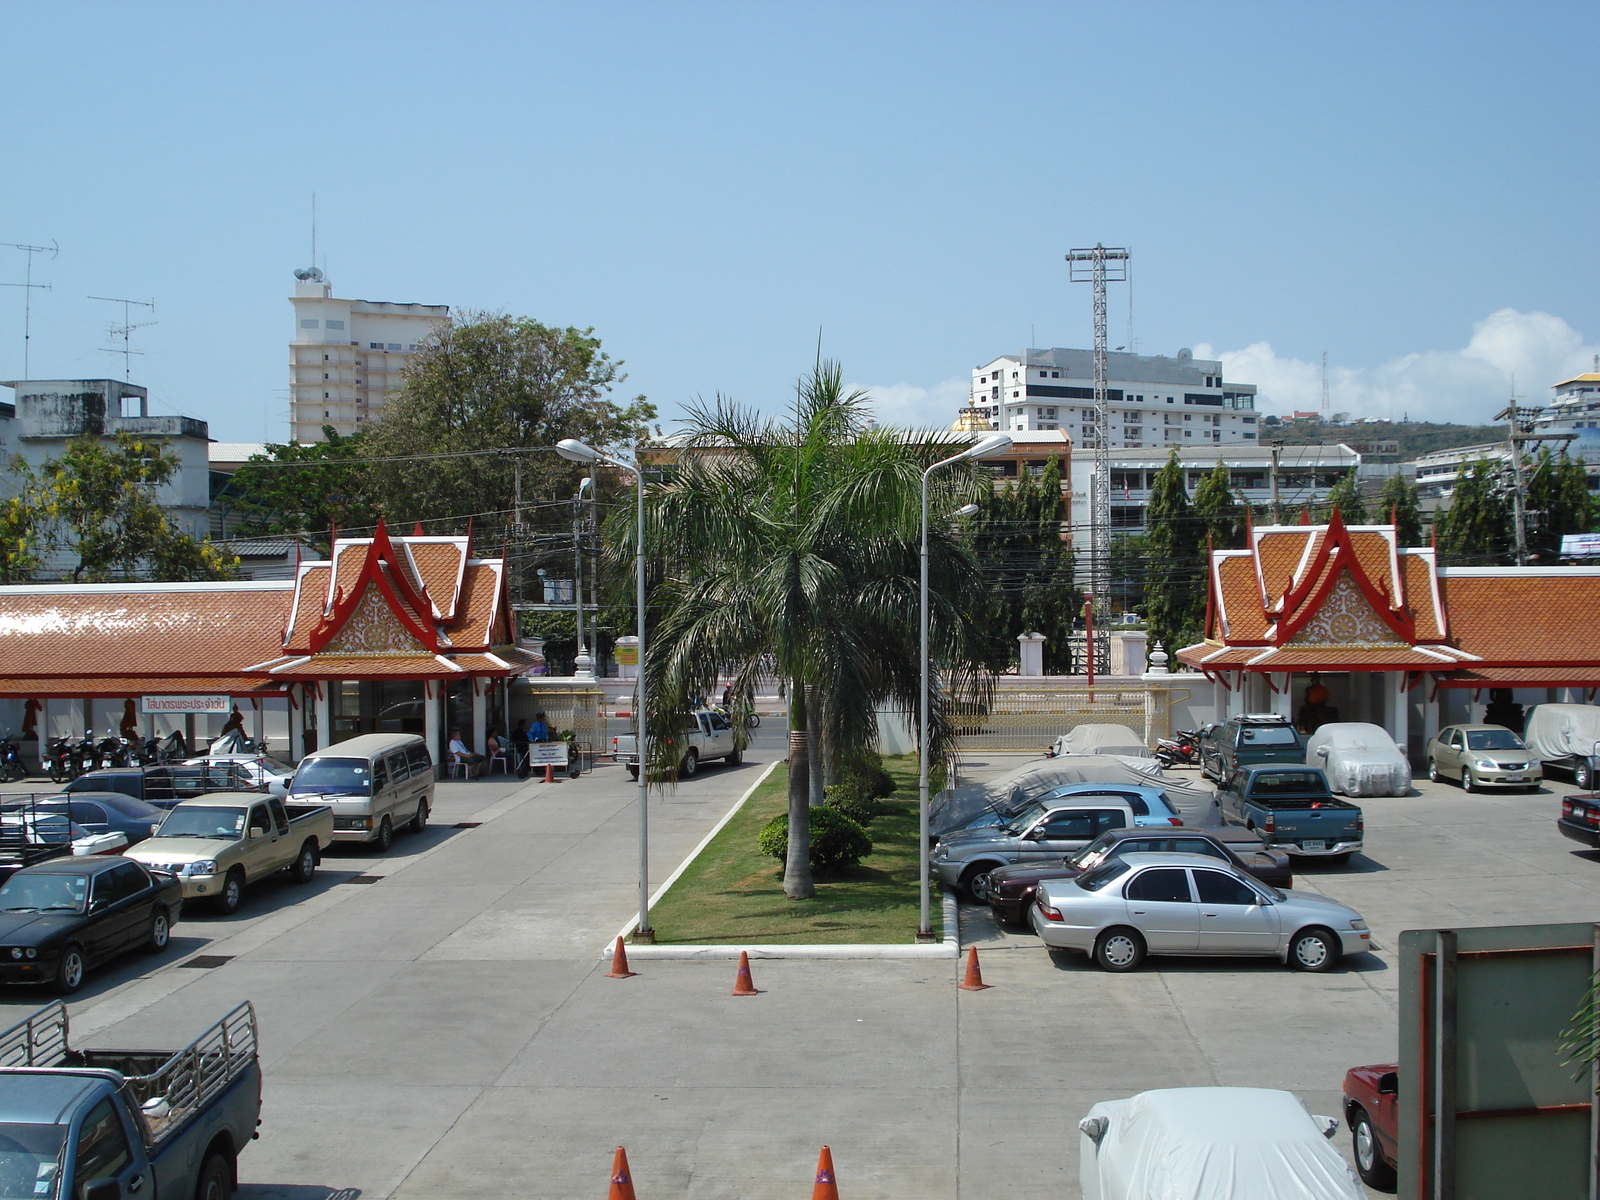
[3, 751, 1598, 1198]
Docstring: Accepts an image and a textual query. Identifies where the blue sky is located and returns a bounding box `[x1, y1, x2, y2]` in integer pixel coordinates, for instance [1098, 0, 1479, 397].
[1, 2, 1595, 441]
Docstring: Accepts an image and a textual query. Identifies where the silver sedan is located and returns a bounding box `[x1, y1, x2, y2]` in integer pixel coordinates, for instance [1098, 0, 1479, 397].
[1030, 852, 1371, 972]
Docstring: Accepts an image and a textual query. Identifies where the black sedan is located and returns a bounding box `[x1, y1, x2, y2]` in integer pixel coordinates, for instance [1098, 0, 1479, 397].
[13, 793, 167, 845]
[0, 857, 181, 992]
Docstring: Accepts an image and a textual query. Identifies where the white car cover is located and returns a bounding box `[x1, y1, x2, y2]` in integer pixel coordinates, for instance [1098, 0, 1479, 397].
[929, 756, 1220, 834]
[1079, 1087, 1363, 1200]
[1304, 722, 1411, 796]
[1524, 704, 1600, 764]
[1051, 724, 1153, 759]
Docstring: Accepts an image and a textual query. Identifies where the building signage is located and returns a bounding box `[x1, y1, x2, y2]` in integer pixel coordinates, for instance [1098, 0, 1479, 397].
[140, 694, 233, 715]
[613, 644, 639, 666]
[1347, 440, 1399, 456]
[526, 741, 570, 766]
[1561, 532, 1600, 558]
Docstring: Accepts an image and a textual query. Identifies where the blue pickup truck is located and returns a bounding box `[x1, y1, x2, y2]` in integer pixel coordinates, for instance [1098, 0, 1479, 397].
[0, 999, 260, 1200]
[1220, 765, 1364, 865]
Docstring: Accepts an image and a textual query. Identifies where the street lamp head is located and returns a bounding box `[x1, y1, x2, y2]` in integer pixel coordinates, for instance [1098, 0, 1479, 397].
[959, 433, 1013, 461]
[955, 503, 981, 518]
[556, 438, 601, 464]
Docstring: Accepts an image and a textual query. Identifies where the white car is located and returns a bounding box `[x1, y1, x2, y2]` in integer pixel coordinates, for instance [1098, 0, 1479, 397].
[1079, 1086, 1363, 1200]
[1305, 722, 1411, 797]
[185, 754, 294, 798]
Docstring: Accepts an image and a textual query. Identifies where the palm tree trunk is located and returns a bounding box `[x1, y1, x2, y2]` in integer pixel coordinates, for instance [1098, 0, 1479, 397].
[784, 677, 815, 899]
[806, 687, 825, 807]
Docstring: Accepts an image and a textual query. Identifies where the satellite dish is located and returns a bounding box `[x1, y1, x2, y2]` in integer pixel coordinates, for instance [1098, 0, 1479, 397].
[293, 267, 324, 282]
[1177, 347, 1192, 361]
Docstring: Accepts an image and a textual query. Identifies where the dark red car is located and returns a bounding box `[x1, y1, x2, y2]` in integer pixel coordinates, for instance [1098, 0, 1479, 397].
[1343, 1062, 1398, 1191]
[973, 825, 1292, 928]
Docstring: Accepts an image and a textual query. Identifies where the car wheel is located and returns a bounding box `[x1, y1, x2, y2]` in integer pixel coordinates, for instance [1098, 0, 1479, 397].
[144, 908, 171, 954]
[726, 747, 743, 767]
[195, 1151, 232, 1200]
[1288, 926, 1339, 972]
[54, 944, 85, 994]
[409, 801, 427, 834]
[1461, 768, 1476, 792]
[1427, 759, 1440, 783]
[1351, 1107, 1397, 1191]
[626, 765, 639, 779]
[213, 868, 245, 915]
[1094, 927, 1146, 972]
[957, 864, 991, 904]
[291, 841, 317, 884]
[1577, 762, 1593, 790]
[373, 815, 393, 852]
[680, 749, 699, 778]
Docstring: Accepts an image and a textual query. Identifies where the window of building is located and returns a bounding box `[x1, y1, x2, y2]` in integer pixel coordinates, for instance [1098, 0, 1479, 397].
[1052, 371, 1060, 378]
[324, 410, 330, 418]
[323, 354, 329, 362]
[1046, 407, 1057, 417]
[323, 391, 329, 399]
[326, 319, 345, 330]
[323, 373, 329, 380]
[388, 343, 402, 351]
[300, 319, 318, 328]
[370, 342, 385, 350]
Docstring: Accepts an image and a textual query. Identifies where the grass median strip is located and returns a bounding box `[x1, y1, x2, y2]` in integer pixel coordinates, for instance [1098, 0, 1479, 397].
[646, 755, 939, 944]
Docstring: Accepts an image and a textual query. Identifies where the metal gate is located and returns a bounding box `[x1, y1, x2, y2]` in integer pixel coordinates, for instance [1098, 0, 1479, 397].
[950, 681, 1187, 754]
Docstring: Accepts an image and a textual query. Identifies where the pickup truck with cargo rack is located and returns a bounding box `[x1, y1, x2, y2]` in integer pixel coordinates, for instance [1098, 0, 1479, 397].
[1200, 714, 1307, 783]
[1220, 765, 1364, 863]
[125, 795, 333, 914]
[0, 999, 260, 1200]
[65, 763, 274, 811]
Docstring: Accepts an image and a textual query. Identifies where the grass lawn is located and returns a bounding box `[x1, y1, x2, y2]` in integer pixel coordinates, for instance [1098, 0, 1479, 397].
[645, 754, 941, 944]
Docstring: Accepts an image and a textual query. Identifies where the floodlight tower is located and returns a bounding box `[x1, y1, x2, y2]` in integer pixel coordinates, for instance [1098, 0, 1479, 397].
[1066, 244, 1130, 642]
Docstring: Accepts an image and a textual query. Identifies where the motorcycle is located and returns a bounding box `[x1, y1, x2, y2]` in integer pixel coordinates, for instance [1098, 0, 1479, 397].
[1154, 728, 1203, 770]
[0, 734, 26, 783]
[46, 736, 76, 783]
[71, 732, 98, 778]
[95, 735, 133, 769]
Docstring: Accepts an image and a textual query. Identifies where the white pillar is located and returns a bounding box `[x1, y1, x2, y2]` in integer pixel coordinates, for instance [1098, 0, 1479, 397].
[1389, 672, 1410, 764]
[1270, 674, 1293, 720]
[1422, 677, 1439, 757]
[252, 701, 265, 752]
[423, 682, 441, 779]
[313, 684, 331, 755]
[471, 681, 487, 761]
[1017, 632, 1045, 678]
[288, 689, 305, 763]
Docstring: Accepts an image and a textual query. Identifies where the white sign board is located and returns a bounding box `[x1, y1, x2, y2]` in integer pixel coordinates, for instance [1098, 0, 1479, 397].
[526, 742, 570, 766]
[1561, 532, 1600, 558]
[140, 694, 233, 715]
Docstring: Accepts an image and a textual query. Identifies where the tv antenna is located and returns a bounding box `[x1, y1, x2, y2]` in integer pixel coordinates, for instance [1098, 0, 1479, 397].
[1, 240, 58, 378]
[89, 296, 157, 381]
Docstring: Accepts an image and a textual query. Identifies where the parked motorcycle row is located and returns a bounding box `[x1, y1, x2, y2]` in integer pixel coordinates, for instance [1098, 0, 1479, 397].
[39, 730, 193, 783]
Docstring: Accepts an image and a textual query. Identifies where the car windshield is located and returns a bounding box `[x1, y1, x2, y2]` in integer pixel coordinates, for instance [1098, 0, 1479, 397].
[0, 1122, 66, 1200]
[1066, 831, 1121, 869]
[1240, 725, 1298, 745]
[155, 806, 246, 839]
[1465, 729, 1526, 751]
[292, 758, 371, 793]
[0, 873, 87, 914]
[1250, 771, 1326, 795]
[1004, 802, 1049, 834]
[1076, 858, 1132, 892]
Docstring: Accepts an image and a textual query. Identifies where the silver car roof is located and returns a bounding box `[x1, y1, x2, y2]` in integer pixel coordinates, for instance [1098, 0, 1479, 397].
[1110, 851, 1245, 870]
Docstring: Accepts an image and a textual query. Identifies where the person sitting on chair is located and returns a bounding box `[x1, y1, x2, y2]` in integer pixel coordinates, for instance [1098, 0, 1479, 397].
[448, 729, 486, 778]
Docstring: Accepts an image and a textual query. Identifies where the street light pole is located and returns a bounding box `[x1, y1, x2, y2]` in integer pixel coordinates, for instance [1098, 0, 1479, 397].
[557, 439, 653, 941]
[919, 433, 1011, 941]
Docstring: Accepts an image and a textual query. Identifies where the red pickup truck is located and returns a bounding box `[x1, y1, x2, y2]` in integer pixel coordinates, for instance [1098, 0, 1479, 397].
[1343, 1061, 1399, 1191]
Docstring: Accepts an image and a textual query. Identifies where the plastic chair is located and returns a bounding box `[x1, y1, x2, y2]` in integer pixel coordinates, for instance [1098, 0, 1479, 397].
[487, 748, 509, 775]
[447, 756, 467, 780]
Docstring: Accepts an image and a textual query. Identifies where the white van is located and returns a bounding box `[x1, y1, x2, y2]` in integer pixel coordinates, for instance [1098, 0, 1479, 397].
[288, 733, 434, 851]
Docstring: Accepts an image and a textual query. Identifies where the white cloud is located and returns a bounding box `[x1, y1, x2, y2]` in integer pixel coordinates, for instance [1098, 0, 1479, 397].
[852, 377, 973, 430]
[1195, 309, 1600, 424]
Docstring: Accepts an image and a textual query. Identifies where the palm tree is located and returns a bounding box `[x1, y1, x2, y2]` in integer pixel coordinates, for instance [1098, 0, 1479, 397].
[617, 361, 992, 899]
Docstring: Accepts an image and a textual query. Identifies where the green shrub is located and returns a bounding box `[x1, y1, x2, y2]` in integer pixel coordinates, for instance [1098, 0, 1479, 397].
[824, 781, 878, 826]
[840, 749, 897, 800]
[757, 806, 873, 875]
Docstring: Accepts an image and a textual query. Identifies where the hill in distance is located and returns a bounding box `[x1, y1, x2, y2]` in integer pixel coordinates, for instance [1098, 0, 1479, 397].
[1259, 416, 1504, 459]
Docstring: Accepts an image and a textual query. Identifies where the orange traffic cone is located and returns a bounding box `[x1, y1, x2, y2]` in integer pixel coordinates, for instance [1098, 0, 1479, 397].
[811, 1145, 839, 1200]
[957, 946, 991, 991]
[731, 950, 760, 996]
[607, 1146, 637, 1200]
[544, 763, 556, 783]
[605, 937, 637, 979]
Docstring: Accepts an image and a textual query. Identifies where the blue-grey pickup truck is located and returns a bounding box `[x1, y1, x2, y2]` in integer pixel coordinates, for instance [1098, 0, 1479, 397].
[0, 999, 260, 1200]
[1220, 765, 1364, 864]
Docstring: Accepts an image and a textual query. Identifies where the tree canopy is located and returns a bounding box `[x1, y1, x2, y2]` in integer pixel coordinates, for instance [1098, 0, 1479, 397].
[1376, 471, 1424, 547]
[1439, 458, 1511, 565]
[1142, 450, 1206, 655]
[973, 458, 1080, 673]
[227, 427, 379, 554]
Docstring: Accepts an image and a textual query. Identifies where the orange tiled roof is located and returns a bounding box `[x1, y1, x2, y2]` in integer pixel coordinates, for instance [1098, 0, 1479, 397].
[1440, 574, 1600, 663]
[0, 675, 288, 698]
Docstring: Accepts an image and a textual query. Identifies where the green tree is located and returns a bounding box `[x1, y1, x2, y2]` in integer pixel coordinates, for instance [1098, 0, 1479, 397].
[974, 456, 1080, 673]
[32, 434, 236, 582]
[1143, 450, 1206, 655]
[228, 427, 378, 553]
[1192, 459, 1246, 548]
[1439, 458, 1511, 565]
[1318, 470, 1368, 524]
[0, 477, 53, 582]
[1376, 471, 1424, 546]
[1527, 448, 1593, 561]
[365, 313, 656, 539]
[623, 361, 990, 901]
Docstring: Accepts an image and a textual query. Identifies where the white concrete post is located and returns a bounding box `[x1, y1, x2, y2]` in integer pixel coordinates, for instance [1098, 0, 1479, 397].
[1270, 674, 1293, 720]
[1389, 672, 1411, 764]
[1421, 676, 1439, 761]
[288, 690, 305, 763]
[471, 680, 487, 761]
[252, 701, 265, 752]
[423, 683, 441, 778]
[1017, 633, 1046, 678]
[313, 684, 331, 755]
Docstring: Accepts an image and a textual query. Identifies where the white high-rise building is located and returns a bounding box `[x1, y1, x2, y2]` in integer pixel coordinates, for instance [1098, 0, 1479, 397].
[968, 346, 1260, 447]
[288, 269, 450, 443]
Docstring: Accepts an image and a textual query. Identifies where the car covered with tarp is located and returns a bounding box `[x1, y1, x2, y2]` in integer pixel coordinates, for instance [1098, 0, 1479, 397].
[1305, 722, 1411, 797]
[928, 756, 1217, 838]
[1078, 1086, 1363, 1200]
[1523, 703, 1600, 788]
[1049, 724, 1152, 759]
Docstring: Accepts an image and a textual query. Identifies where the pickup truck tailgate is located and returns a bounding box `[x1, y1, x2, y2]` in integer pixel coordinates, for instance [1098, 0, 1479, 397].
[1262, 803, 1362, 850]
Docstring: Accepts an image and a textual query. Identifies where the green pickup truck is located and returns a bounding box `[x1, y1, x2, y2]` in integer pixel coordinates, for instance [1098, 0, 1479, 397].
[1200, 714, 1307, 783]
[1220, 764, 1365, 864]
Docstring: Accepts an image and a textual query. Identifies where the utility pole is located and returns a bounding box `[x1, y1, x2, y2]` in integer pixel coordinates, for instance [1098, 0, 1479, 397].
[1, 240, 57, 378]
[1321, 352, 1330, 415]
[1270, 440, 1283, 524]
[89, 296, 157, 382]
[1492, 395, 1575, 566]
[1066, 244, 1130, 659]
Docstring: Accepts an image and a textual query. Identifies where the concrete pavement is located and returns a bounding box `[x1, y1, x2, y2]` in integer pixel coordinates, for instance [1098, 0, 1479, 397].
[4, 748, 1599, 1196]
